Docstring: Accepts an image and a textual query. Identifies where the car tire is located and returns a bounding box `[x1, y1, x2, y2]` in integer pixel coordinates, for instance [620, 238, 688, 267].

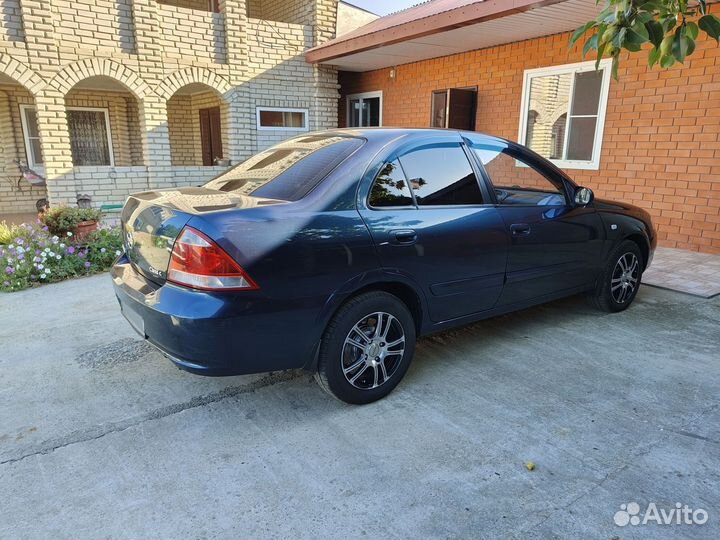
[592, 240, 644, 313]
[315, 291, 416, 404]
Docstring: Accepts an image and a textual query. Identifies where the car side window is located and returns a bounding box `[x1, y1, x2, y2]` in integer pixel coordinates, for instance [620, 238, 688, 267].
[471, 144, 566, 206]
[398, 144, 484, 206]
[368, 159, 414, 208]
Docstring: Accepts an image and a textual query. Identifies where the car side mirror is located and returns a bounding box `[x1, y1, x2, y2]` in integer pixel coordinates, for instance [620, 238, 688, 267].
[574, 187, 594, 206]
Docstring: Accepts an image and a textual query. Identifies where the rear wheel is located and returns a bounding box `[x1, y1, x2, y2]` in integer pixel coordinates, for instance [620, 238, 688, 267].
[315, 292, 416, 404]
[592, 240, 643, 312]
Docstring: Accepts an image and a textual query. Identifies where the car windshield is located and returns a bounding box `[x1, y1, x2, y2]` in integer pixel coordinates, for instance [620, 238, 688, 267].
[204, 135, 364, 201]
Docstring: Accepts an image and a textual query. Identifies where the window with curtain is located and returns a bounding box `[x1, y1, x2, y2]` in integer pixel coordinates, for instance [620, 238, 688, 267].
[67, 109, 113, 166]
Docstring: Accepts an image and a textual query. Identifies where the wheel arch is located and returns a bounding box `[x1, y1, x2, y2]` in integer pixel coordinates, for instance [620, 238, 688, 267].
[304, 277, 427, 371]
[623, 232, 650, 270]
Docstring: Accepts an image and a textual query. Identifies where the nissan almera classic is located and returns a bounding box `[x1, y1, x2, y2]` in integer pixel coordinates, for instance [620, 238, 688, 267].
[113, 129, 655, 404]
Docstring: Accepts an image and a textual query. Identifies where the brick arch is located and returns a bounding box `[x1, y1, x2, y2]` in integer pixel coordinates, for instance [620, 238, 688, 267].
[156, 67, 232, 101]
[47, 58, 150, 99]
[0, 54, 44, 95]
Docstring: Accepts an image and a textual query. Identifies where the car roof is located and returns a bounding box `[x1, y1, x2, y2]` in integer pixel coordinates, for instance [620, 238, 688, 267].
[314, 127, 512, 146]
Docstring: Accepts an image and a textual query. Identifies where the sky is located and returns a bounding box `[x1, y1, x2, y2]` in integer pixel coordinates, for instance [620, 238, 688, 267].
[344, 0, 421, 16]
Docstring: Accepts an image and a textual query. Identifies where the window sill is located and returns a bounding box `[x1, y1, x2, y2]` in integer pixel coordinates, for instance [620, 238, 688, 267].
[548, 159, 601, 171]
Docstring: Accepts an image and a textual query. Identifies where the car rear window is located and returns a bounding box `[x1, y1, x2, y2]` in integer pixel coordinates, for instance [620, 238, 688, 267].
[204, 135, 364, 201]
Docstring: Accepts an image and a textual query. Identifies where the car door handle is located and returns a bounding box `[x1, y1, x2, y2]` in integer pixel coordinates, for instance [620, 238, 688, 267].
[391, 229, 417, 245]
[510, 223, 531, 236]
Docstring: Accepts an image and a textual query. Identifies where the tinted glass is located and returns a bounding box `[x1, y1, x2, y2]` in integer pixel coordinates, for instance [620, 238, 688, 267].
[205, 135, 364, 201]
[363, 97, 381, 127]
[398, 144, 483, 206]
[471, 144, 565, 206]
[259, 110, 306, 128]
[431, 91, 447, 128]
[566, 116, 596, 161]
[369, 160, 413, 207]
[570, 70, 603, 116]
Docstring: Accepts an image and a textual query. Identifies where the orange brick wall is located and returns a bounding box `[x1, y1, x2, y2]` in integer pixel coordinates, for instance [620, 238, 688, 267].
[338, 32, 720, 253]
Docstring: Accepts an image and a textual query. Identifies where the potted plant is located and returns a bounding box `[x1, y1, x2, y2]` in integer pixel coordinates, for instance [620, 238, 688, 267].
[41, 206, 102, 241]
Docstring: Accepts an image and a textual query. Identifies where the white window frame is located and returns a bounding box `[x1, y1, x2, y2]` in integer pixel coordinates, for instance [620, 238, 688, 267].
[346, 91, 383, 127]
[66, 106, 115, 167]
[517, 59, 612, 171]
[19, 104, 44, 174]
[256, 107, 309, 131]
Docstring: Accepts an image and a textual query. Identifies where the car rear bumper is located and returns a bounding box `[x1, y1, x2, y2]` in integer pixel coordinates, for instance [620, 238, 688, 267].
[111, 255, 321, 376]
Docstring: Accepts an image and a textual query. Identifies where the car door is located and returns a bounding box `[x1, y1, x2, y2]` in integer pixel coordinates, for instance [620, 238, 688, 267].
[465, 136, 605, 306]
[357, 134, 508, 323]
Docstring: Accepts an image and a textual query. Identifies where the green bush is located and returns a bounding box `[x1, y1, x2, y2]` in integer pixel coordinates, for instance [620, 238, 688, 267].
[41, 206, 102, 236]
[1, 221, 123, 292]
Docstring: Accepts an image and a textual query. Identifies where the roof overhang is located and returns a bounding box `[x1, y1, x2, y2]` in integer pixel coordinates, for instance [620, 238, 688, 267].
[307, 0, 603, 71]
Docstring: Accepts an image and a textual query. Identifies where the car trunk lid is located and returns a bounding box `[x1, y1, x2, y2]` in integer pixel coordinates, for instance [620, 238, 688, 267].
[121, 187, 282, 284]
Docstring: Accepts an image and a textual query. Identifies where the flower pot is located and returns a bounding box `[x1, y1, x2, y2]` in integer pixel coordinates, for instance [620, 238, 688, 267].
[74, 220, 98, 242]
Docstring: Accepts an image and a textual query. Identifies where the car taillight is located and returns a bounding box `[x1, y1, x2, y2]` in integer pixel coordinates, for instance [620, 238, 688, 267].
[167, 226, 258, 291]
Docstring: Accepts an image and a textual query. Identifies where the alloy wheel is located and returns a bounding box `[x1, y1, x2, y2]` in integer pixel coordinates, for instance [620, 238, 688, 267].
[341, 312, 406, 390]
[610, 252, 639, 304]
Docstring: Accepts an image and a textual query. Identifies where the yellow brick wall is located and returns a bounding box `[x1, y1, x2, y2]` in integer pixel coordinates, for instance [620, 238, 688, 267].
[167, 95, 195, 166]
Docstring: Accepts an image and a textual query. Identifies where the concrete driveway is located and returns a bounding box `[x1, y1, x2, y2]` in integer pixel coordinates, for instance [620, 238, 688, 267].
[0, 275, 718, 539]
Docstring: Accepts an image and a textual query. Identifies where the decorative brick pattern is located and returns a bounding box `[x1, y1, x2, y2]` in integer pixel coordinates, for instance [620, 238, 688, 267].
[0, 0, 340, 214]
[339, 32, 720, 253]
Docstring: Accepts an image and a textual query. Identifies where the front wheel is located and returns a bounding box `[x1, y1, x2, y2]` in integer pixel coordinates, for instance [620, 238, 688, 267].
[592, 240, 644, 313]
[315, 292, 416, 404]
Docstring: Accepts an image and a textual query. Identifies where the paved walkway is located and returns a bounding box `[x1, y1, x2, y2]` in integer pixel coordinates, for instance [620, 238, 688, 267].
[644, 246, 720, 298]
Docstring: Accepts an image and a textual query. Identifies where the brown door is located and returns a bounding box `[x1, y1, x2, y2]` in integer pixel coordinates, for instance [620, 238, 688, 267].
[199, 107, 223, 166]
[447, 88, 476, 130]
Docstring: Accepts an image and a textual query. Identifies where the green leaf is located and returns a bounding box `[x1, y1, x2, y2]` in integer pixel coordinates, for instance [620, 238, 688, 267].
[613, 26, 628, 48]
[672, 27, 689, 63]
[631, 19, 650, 41]
[602, 24, 620, 45]
[699, 14, 720, 43]
[645, 20, 664, 48]
[570, 20, 596, 47]
[662, 15, 677, 33]
[685, 21, 699, 40]
[659, 34, 674, 56]
[660, 53, 675, 68]
[685, 36, 696, 57]
[648, 46, 661, 67]
[611, 54, 620, 80]
[583, 34, 599, 57]
[672, 27, 686, 63]
[595, 40, 608, 70]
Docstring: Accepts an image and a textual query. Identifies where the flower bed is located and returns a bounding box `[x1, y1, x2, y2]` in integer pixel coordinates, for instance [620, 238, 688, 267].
[0, 220, 123, 292]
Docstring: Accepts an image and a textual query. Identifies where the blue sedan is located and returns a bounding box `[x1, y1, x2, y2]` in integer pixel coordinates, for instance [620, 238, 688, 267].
[113, 129, 656, 404]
